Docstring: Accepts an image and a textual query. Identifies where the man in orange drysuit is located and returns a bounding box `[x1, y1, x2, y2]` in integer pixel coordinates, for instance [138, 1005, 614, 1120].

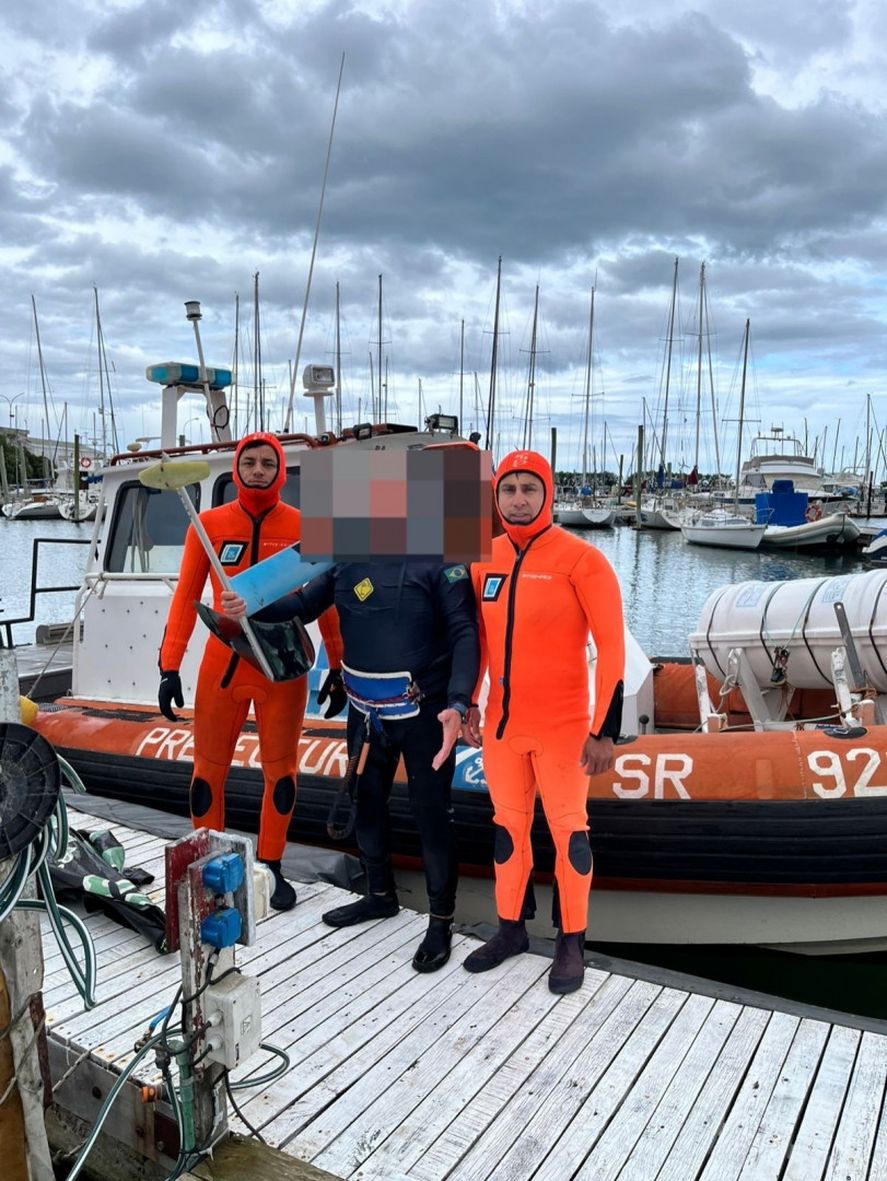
[157, 432, 344, 911]
[462, 449, 624, 992]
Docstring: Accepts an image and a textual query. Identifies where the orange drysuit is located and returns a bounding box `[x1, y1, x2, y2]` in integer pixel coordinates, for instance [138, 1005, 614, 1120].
[472, 450, 624, 933]
[159, 433, 342, 860]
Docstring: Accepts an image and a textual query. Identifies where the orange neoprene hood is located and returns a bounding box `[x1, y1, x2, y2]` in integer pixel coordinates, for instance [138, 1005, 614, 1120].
[233, 432, 287, 515]
[494, 449, 554, 548]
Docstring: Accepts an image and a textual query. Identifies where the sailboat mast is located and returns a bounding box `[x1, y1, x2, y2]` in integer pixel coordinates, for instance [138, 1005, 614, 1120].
[660, 256, 679, 469]
[694, 263, 704, 471]
[522, 285, 539, 451]
[94, 286, 108, 457]
[459, 319, 465, 434]
[581, 286, 595, 487]
[31, 295, 56, 465]
[705, 280, 722, 479]
[232, 292, 240, 439]
[253, 272, 262, 430]
[377, 274, 383, 422]
[735, 319, 750, 504]
[94, 286, 119, 454]
[335, 282, 342, 435]
[485, 256, 502, 452]
[283, 51, 346, 432]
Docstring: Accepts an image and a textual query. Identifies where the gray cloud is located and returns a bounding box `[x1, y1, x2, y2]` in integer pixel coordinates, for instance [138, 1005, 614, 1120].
[0, 0, 885, 467]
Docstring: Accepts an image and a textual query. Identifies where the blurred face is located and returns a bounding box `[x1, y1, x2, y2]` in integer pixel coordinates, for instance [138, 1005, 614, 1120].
[497, 471, 545, 524]
[238, 444, 279, 488]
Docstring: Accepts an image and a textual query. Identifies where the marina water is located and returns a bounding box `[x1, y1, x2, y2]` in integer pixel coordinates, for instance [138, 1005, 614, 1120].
[3, 516, 886, 1019]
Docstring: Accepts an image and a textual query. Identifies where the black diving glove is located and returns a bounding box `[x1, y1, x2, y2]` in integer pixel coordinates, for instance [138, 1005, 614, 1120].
[158, 670, 184, 721]
[317, 669, 347, 718]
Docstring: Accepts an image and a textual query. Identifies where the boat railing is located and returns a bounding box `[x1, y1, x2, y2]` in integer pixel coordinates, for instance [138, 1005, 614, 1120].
[0, 536, 91, 648]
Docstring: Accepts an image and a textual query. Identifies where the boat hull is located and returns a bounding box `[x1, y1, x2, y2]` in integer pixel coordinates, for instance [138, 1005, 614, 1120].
[681, 523, 766, 549]
[33, 698, 887, 952]
[2, 499, 62, 520]
[760, 514, 861, 552]
[555, 504, 616, 529]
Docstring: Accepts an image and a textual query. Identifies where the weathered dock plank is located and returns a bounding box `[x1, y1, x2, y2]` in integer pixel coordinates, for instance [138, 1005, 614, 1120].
[38, 805, 887, 1181]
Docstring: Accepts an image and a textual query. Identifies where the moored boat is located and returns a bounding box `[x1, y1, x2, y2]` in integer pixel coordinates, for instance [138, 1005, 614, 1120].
[2, 491, 62, 520]
[680, 509, 766, 549]
[22, 353, 887, 956]
[755, 478, 861, 552]
[554, 500, 616, 529]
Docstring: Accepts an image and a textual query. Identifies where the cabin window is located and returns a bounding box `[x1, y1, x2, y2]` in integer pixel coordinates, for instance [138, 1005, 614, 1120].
[214, 467, 301, 507]
[105, 481, 201, 573]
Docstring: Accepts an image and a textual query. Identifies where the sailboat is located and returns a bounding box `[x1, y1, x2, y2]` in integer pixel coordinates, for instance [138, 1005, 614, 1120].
[58, 287, 116, 522]
[2, 297, 65, 520]
[555, 285, 615, 529]
[680, 319, 766, 550]
[638, 259, 682, 530]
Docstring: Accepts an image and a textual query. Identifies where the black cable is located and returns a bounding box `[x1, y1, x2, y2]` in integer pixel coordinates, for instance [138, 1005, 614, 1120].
[181, 961, 238, 1009]
[224, 1070, 267, 1144]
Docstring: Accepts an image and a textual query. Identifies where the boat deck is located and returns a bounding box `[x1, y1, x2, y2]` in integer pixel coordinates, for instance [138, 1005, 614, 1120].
[12, 638, 74, 699]
[44, 807, 887, 1180]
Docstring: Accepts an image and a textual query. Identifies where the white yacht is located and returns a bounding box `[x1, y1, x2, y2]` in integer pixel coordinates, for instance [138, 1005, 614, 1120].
[739, 427, 822, 493]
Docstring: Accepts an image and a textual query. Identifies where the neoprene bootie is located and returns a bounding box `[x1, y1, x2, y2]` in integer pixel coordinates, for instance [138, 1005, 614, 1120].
[322, 892, 399, 928]
[412, 915, 453, 973]
[463, 918, 529, 973]
[549, 930, 586, 994]
[261, 859, 297, 912]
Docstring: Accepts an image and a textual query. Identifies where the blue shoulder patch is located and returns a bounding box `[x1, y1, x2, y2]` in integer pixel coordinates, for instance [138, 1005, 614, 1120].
[443, 564, 469, 583]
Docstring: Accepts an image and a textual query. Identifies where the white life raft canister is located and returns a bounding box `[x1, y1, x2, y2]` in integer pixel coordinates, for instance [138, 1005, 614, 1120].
[689, 569, 887, 691]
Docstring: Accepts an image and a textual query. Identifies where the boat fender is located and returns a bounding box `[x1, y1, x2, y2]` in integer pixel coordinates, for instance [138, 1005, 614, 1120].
[815, 724, 868, 739]
[19, 696, 38, 726]
[805, 504, 823, 522]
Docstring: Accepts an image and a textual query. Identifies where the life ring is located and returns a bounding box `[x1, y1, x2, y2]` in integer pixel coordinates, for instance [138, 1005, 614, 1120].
[805, 504, 822, 522]
[79, 457, 92, 470]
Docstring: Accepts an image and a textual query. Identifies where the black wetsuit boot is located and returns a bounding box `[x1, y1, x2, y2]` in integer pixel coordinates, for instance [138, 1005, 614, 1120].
[463, 918, 529, 972]
[412, 915, 453, 973]
[261, 859, 297, 912]
[322, 892, 400, 927]
[549, 930, 586, 994]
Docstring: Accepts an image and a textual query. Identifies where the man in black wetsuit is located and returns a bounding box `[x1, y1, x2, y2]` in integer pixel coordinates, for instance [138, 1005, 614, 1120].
[222, 559, 479, 973]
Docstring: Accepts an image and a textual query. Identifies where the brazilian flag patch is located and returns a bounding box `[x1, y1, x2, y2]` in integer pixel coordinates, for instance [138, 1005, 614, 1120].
[444, 564, 468, 583]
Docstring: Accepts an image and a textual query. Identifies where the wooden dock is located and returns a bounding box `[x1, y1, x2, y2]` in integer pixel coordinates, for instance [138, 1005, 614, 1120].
[42, 806, 887, 1181]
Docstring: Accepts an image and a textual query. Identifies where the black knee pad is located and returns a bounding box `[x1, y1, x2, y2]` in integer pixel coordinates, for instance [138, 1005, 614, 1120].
[190, 777, 213, 818]
[568, 830, 593, 876]
[493, 824, 514, 865]
[272, 775, 296, 815]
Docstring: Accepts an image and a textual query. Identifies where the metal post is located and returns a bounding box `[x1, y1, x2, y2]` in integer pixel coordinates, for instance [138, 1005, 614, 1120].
[73, 433, 80, 519]
[635, 425, 644, 528]
[0, 648, 54, 1180]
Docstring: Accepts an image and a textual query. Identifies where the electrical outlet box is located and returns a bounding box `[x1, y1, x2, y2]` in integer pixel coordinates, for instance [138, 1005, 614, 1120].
[204, 973, 262, 1070]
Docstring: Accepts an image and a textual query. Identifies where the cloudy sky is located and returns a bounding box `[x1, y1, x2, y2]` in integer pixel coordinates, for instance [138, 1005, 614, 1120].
[2, 0, 887, 477]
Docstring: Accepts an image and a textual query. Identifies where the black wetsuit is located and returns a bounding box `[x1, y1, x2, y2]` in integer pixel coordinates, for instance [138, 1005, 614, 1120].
[267, 561, 479, 915]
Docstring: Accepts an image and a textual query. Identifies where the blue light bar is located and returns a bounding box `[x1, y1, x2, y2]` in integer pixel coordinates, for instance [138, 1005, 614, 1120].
[146, 362, 233, 389]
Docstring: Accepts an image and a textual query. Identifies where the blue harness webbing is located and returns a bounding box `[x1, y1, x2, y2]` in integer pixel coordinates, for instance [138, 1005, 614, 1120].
[341, 663, 420, 727]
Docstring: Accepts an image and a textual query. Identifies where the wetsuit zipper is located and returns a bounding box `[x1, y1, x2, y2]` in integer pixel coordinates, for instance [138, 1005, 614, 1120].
[221, 504, 273, 687]
[495, 530, 547, 740]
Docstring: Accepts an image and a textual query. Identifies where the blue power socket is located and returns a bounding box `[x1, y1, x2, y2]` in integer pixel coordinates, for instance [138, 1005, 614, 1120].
[201, 907, 242, 948]
[202, 852, 245, 895]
